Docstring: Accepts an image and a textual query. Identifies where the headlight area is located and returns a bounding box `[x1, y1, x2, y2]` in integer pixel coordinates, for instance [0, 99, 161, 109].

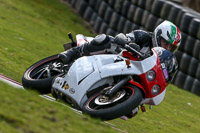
[151, 85, 161, 96]
[146, 70, 156, 81]
[146, 70, 161, 96]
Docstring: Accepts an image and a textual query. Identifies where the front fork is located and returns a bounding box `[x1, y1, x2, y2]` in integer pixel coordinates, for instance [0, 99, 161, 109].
[104, 76, 132, 98]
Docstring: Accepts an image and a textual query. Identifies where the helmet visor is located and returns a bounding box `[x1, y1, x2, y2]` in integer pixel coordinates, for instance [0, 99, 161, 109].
[160, 37, 178, 53]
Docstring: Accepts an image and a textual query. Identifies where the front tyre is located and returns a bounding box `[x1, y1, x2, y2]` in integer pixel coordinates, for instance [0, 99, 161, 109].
[82, 85, 143, 120]
[22, 55, 62, 94]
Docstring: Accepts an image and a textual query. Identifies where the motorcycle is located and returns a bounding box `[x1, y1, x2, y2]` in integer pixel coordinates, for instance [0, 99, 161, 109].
[22, 33, 175, 120]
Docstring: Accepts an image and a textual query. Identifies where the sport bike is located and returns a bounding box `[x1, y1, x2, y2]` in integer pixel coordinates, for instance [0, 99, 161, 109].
[22, 33, 176, 120]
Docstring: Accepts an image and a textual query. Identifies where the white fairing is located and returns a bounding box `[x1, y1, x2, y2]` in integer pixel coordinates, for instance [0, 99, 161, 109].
[52, 52, 158, 105]
[142, 89, 166, 105]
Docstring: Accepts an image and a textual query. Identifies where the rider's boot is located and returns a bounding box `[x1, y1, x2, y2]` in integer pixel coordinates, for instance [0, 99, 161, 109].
[58, 46, 84, 65]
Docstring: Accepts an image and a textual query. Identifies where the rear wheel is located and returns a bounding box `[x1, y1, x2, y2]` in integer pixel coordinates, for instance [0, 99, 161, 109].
[22, 55, 62, 94]
[82, 85, 143, 120]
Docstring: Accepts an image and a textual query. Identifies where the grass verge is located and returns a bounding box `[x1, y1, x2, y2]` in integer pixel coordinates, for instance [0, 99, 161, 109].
[0, 0, 199, 133]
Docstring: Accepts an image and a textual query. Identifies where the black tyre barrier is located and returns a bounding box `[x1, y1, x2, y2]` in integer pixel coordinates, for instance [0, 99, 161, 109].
[186, 7, 200, 18]
[188, 57, 199, 78]
[179, 53, 192, 74]
[145, 14, 159, 32]
[180, 13, 194, 34]
[134, 7, 144, 26]
[88, 0, 96, 8]
[184, 75, 195, 91]
[191, 79, 200, 96]
[174, 71, 187, 89]
[106, 28, 117, 36]
[198, 27, 200, 40]
[94, 16, 103, 33]
[131, 0, 138, 6]
[104, 7, 114, 23]
[176, 8, 187, 27]
[109, 12, 120, 31]
[174, 50, 183, 66]
[117, 16, 126, 33]
[142, 11, 151, 28]
[114, 0, 124, 13]
[64, 0, 71, 4]
[108, 0, 115, 8]
[178, 32, 187, 52]
[99, 22, 109, 34]
[151, 0, 165, 17]
[131, 23, 140, 30]
[145, 0, 155, 12]
[98, 1, 108, 18]
[189, 18, 200, 39]
[168, 5, 182, 25]
[127, 4, 137, 21]
[89, 12, 98, 27]
[121, 0, 131, 17]
[76, 0, 88, 17]
[193, 40, 200, 59]
[196, 63, 200, 80]
[137, 0, 146, 9]
[160, 1, 173, 20]
[184, 36, 196, 55]
[123, 20, 133, 33]
[71, 0, 77, 8]
[94, 0, 102, 12]
[83, 6, 94, 21]
[155, 18, 164, 27]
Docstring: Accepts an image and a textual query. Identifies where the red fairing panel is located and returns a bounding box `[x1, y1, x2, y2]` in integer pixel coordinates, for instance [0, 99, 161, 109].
[139, 52, 167, 98]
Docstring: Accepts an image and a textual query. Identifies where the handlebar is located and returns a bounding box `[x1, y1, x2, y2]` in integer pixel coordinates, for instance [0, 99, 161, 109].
[124, 44, 145, 59]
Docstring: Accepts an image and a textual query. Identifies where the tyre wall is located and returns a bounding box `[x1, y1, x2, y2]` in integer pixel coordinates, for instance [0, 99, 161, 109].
[64, 0, 200, 96]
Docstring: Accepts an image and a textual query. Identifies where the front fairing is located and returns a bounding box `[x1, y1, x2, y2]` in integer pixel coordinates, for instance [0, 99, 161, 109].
[96, 53, 157, 78]
[52, 52, 158, 106]
[139, 48, 168, 99]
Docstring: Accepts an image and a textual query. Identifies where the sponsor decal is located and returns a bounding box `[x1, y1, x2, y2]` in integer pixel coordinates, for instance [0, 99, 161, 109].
[163, 68, 169, 79]
[69, 88, 75, 94]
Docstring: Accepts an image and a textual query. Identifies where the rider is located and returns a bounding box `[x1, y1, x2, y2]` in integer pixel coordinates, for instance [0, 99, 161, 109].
[58, 20, 181, 65]
[59, 20, 181, 119]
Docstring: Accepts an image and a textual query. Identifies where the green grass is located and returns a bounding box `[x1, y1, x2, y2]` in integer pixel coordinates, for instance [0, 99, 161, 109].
[111, 84, 200, 133]
[0, 82, 117, 133]
[0, 0, 200, 133]
[0, 0, 93, 82]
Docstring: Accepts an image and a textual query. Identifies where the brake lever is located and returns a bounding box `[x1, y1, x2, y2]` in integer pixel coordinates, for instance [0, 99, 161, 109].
[124, 44, 145, 59]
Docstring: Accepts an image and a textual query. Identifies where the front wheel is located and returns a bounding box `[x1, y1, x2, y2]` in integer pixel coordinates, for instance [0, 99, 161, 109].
[22, 55, 62, 94]
[82, 85, 143, 120]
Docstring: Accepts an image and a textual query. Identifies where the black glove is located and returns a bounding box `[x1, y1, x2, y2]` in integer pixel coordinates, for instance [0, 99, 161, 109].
[114, 33, 129, 47]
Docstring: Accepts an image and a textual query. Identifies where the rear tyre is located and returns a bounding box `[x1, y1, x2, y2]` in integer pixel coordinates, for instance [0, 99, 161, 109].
[82, 85, 143, 120]
[22, 55, 62, 94]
